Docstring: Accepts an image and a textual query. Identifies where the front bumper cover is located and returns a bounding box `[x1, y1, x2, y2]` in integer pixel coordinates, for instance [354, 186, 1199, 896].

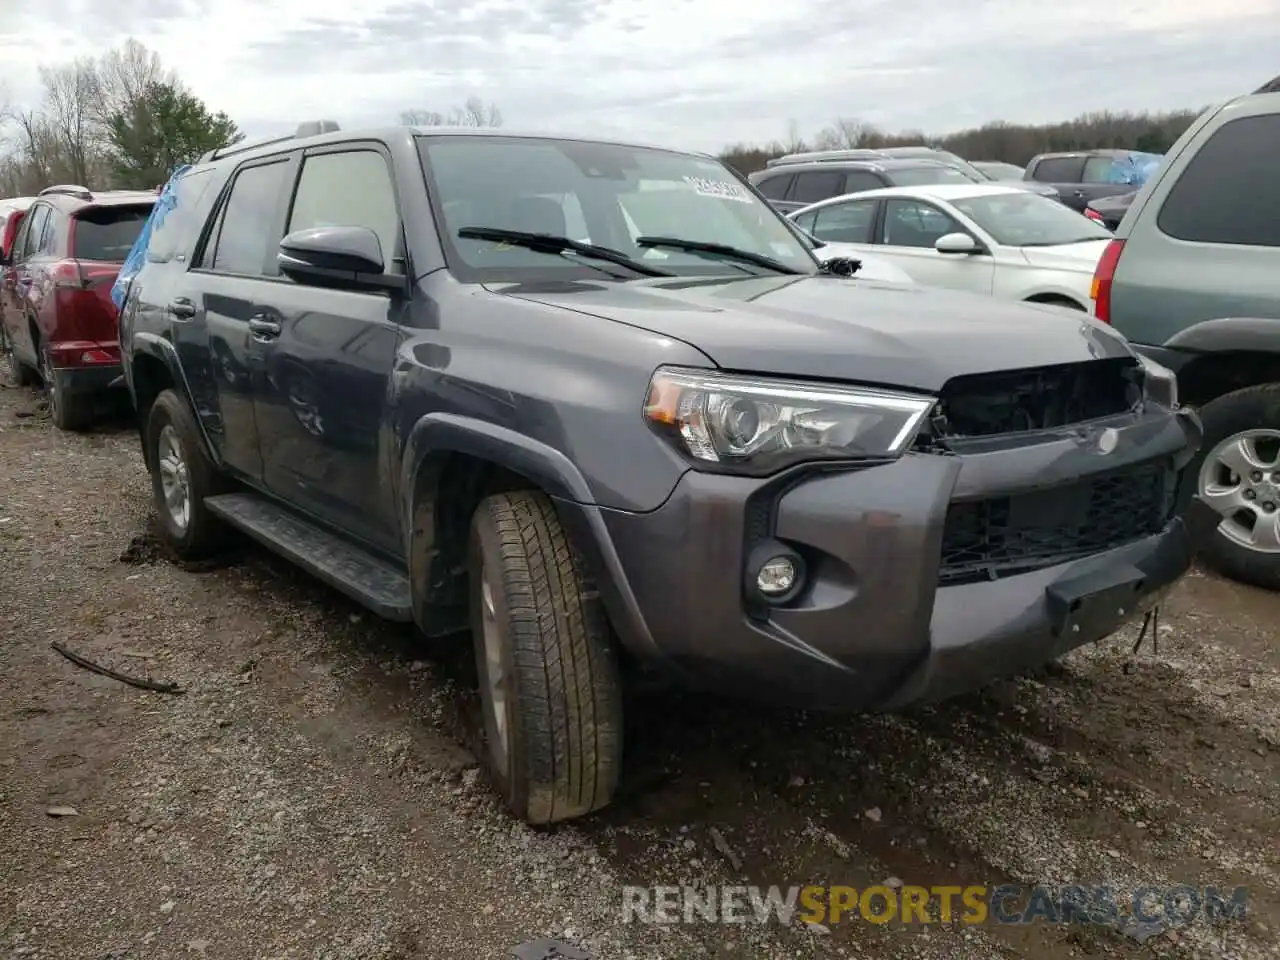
[585, 406, 1202, 711]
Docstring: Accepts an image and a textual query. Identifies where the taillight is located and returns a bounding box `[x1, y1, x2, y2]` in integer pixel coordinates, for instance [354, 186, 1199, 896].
[1090, 239, 1125, 324]
[1084, 208, 1105, 224]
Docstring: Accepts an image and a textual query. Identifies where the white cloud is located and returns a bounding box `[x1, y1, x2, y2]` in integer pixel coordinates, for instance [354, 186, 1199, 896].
[2, 0, 1278, 152]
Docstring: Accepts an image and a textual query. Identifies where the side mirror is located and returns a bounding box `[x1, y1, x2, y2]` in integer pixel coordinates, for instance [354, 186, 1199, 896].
[935, 232, 978, 255]
[277, 226, 403, 293]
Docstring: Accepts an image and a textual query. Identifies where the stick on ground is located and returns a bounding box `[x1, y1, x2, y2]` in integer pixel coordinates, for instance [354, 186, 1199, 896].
[50, 642, 184, 695]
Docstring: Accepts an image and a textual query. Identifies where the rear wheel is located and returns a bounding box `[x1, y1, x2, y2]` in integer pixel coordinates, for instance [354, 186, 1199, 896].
[146, 389, 230, 560]
[1188, 384, 1280, 591]
[1, 324, 38, 387]
[468, 489, 624, 824]
[40, 346, 95, 431]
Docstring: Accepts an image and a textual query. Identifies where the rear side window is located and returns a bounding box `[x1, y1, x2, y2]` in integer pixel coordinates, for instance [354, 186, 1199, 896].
[1157, 115, 1280, 247]
[1030, 157, 1085, 182]
[811, 200, 877, 243]
[209, 161, 291, 276]
[287, 150, 401, 271]
[755, 173, 793, 201]
[792, 171, 845, 204]
[73, 205, 152, 262]
[842, 171, 883, 193]
[20, 205, 49, 259]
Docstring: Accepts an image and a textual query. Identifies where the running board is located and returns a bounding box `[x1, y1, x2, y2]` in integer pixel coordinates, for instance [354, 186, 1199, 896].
[204, 493, 413, 621]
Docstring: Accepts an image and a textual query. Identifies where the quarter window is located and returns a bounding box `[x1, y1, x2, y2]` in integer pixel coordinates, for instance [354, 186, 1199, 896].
[1157, 115, 1280, 247]
[755, 173, 793, 201]
[21, 206, 49, 259]
[287, 150, 401, 271]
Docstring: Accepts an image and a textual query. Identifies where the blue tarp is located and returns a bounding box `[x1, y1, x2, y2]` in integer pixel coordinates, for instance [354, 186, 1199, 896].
[1105, 151, 1162, 188]
[110, 164, 192, 311]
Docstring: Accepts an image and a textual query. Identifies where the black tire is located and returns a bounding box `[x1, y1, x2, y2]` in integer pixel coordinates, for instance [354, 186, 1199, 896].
[1, 324, 39, 387]
[40, 346, 94, 432]
[1184, 384, 1280, 591]
[146, 388, 230, 560]
[468, 490, 623, 824]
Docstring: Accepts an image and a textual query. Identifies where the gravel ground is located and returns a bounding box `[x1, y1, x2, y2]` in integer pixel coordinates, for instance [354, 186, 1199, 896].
[1, 374, 1277, 960]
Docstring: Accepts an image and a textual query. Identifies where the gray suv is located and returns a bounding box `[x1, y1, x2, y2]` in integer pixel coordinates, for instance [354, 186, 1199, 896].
[118, 124, 1201, 824]
[1092, 88, 1280, 590]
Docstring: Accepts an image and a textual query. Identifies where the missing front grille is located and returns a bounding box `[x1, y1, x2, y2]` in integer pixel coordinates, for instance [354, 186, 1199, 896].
[935, 358, 1141, 439]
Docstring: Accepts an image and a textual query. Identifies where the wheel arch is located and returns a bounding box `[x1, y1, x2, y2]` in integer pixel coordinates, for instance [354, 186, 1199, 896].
[128, 333, 217, 467]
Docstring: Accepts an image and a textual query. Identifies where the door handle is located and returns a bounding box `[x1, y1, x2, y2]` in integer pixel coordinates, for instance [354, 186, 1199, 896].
[168, 297, 196, 319]
[248, 316, 282, 341]
[1073, 189, 1086, 198]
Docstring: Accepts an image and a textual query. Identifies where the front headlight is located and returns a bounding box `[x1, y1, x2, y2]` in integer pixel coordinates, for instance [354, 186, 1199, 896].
[1138, 354, 1178, 409]
[643, 366, 935, 475]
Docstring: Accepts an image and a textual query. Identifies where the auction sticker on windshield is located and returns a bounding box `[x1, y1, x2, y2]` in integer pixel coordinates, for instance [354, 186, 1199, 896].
[683, 176, 752, 203]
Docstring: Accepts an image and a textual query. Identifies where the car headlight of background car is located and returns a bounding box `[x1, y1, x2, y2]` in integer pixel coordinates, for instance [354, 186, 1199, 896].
[1137, 354, 1178, 409]
[644, 366, 935, 475]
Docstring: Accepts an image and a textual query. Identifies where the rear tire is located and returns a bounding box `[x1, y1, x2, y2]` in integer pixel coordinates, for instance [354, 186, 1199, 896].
[1186, 384, 1280, 591]
[40, 347, 94, 432]
[146, 389, 230, 560]
[468, 489, 623, 824]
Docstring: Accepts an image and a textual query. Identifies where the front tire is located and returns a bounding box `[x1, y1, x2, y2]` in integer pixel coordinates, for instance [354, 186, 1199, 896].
[146, 389, 229, 560]
[1187, 384, 1280, 591]
[468, 490, 624, 824]
[1, 325, 38, 387]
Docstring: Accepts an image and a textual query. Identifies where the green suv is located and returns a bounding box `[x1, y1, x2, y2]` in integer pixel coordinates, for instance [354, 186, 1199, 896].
[1090, 84, 1280, 589]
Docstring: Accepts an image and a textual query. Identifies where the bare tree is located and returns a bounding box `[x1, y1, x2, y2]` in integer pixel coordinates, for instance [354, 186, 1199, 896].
[92, 38, 174, 130]
[38, 59, 99, 184]
[400, 97, 503, 128]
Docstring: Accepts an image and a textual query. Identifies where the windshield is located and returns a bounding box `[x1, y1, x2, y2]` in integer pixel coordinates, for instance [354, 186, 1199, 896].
[419, 136, 818, 281]
[891, 165, 979, 187]
[73, 204, 152, 261]
[950, 192, 1113, 246]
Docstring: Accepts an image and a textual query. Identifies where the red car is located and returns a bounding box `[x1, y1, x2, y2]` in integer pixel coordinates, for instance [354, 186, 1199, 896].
[0, 185, 154, 430]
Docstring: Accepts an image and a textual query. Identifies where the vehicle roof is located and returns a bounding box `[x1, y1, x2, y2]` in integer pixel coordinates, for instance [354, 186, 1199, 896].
[38, 189, 157, 212]
[199, 124, 719, 170]
[791, 182, 1031, 213]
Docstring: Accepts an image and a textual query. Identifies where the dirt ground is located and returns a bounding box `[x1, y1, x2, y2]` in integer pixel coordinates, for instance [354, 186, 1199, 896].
[1, 373, 1277, 960]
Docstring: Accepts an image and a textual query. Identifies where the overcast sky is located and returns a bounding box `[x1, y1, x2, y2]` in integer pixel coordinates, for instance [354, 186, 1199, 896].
[2, 0, 1278, 153]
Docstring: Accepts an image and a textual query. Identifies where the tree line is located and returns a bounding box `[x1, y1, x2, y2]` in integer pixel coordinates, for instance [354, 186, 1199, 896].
[0, 38, 503, 197]
[717, 109, 1206, 176]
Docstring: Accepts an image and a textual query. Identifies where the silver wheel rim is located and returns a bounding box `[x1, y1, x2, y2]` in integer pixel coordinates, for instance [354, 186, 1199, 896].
[479, 564, 510, 770]
[156, 424, 192, 533]
[1197, 428, 1280, 554]
[40, 351, 59, 418]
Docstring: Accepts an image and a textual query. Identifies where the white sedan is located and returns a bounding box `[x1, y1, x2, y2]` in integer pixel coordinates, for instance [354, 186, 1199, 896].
[788, 184, 1115, 310]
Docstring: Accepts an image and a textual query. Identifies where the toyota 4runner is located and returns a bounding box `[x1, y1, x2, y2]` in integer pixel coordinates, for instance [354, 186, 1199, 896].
[118, 123, 1202, 824]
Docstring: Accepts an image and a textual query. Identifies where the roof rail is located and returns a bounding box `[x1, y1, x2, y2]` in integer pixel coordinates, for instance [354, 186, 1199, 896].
[39, 184, 93, 200]
[765, 148, 890, 168]
[197, 120, 342, 164]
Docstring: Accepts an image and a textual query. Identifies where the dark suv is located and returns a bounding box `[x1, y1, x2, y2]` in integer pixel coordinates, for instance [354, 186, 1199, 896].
[0, 185, 154, 429]
[1024, 150, 1153, 213]
[748, 159, 980, 214]
[119, 123, 1201, 824]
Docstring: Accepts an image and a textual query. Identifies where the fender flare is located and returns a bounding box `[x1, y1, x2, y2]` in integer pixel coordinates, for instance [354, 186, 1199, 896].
[1164, 316, 1280, 355]
[399, 412, 663, 660]
[129, 332, 219, 464]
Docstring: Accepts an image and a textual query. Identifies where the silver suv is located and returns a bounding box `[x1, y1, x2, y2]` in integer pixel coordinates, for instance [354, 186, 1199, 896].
[1091, 86, 1280, 590]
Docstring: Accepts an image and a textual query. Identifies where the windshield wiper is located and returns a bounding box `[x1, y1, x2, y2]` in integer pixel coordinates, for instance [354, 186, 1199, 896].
[457, 227, 672, 278]
[634, 236, 802, 275]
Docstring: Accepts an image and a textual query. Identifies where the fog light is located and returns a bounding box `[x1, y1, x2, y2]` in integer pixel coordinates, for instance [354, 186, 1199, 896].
[757, 556, 798, 595]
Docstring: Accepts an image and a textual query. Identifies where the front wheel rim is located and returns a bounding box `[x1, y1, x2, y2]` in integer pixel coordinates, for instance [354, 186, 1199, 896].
[156, 424, 192, 533]
[478, 563, 510, 772]
[1197, 428, 1280, 554]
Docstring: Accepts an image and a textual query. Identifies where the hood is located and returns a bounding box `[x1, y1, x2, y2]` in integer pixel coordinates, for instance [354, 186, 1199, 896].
[991, 179, 1059, 198]
[1018, 239, 1111, 273]
[490, 274, 1133, 392]
[812, 243, 915, 284]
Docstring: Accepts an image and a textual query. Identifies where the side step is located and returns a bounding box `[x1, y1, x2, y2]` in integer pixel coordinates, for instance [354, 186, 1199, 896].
[204, 493, 413, 621]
